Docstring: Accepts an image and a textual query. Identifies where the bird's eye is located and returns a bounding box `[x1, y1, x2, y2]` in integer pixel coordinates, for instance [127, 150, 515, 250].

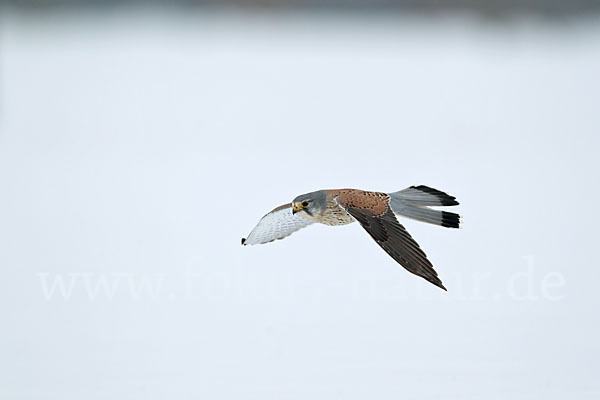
[301, 201, 309, 207]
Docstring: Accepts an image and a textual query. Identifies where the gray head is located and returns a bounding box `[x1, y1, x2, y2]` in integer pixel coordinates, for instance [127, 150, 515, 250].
[292, 190, 327, 217]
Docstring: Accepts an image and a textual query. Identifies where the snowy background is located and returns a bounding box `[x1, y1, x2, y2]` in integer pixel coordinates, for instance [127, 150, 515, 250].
[1, 7, 599, 399]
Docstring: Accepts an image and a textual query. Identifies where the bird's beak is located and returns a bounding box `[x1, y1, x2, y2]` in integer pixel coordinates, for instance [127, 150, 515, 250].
[292, 204, 301, 214]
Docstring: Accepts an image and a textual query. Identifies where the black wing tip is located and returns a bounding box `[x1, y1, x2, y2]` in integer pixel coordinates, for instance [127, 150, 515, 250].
[241, 238, 247, 245]
[441, 211, 461, 229]
[411, 185, 459, 206]
[427, 277, 447, 291]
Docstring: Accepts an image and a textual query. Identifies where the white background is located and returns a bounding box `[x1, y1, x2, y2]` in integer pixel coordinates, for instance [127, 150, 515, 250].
[1, 9, 599, 399]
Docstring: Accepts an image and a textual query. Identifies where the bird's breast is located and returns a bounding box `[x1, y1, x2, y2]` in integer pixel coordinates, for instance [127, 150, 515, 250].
[316, 200, 356, 226]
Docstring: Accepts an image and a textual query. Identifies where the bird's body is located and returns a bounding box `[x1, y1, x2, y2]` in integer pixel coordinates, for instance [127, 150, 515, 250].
[242, 186, 461, 290]
[297, 189, 359, 226]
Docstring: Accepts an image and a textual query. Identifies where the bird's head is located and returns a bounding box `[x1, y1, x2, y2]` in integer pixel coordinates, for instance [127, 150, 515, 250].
[292, 190, 327, 218]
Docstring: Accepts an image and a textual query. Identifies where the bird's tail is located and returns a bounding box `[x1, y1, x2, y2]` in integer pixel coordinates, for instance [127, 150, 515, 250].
[388, 185, 461, 228]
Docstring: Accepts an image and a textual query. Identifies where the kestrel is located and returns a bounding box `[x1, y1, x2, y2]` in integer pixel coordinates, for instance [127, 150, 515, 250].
[242, 186, 460, 290]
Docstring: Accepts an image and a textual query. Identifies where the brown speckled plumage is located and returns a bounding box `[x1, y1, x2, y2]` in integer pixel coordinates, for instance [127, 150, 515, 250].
[331, 189, 390, 216]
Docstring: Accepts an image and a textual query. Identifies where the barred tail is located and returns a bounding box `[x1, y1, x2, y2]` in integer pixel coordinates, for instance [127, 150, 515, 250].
[389, 185, 461, 229]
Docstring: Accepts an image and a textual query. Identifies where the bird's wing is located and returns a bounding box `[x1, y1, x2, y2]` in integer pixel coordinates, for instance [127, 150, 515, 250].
[336, 191, 446, 290]
[242, 203, 314, 246]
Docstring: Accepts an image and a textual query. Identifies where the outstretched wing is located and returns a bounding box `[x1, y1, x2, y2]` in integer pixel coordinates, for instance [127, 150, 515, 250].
[242, 203, 314, 246]
[336, 191, 446, 290]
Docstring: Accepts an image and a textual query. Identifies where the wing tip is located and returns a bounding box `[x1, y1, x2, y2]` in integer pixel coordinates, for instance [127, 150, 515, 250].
[427, 275, 447, 291]
[241, 238, 247, 245]
[428, 278, 447, 291]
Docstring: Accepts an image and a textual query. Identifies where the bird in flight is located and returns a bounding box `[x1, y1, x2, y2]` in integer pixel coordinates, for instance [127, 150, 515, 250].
[242, 186, 460, 290]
